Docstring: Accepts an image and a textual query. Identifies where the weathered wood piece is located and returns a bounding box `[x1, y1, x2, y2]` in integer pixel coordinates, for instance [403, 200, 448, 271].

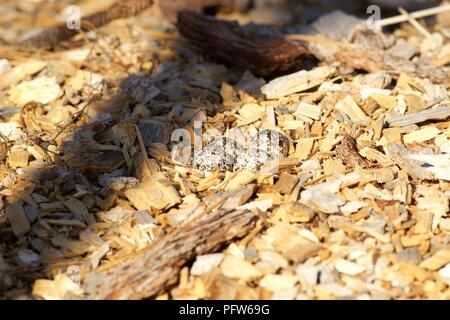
[18, 0, 154, 48]
[83, 208, 259, 299]
[387, 105, 450, 127]
[274, 173, 298, 194]
[177, 11, 314, 78]
[335, 134, 370, 169]
[420, 249, 450, 271]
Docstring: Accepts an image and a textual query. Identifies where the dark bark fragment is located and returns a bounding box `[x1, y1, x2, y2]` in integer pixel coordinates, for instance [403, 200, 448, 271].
[83, 208, 259, 299]
[176, 11, 315, 78]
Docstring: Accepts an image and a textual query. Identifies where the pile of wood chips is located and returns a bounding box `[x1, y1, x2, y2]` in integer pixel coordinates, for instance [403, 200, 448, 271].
[0, 0, 450, 300]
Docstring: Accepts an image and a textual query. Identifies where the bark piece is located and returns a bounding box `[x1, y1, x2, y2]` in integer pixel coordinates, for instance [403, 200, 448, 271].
[159, 0, 250, 22]
[83, 208, 259, 299]
[18, 0, 154, 48]
[335, 134, 370, 169]
[273, 201, 316, 223]
[177, 11, 313, 78]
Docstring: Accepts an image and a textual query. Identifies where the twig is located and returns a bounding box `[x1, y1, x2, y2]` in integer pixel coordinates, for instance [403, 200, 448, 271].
[397, 6, 432, 39]
[177, 11, 314, 78]
[378, 3, 450, 27]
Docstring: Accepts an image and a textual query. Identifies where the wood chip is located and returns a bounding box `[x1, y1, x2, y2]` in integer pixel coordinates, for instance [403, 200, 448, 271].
[5, 201, 31, 237]
[221, 255, 262, 281]
[334, 259, 366, 276]
[335, 134, 370, 169]
[420, 249, 450, 271]
[335, 95, 370, 126]
[261, 66, 334, 99]
[274, 173, 298, 194]
[403, 126, 441, 144]
[0, 60, 46, 90]
[177, 10, 313, 78]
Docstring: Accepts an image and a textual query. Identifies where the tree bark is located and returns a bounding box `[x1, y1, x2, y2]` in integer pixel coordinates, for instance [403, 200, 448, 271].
[18, 0, 154, 48]
[176, 11, 314, 78]
[83, 208, 259, 299]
